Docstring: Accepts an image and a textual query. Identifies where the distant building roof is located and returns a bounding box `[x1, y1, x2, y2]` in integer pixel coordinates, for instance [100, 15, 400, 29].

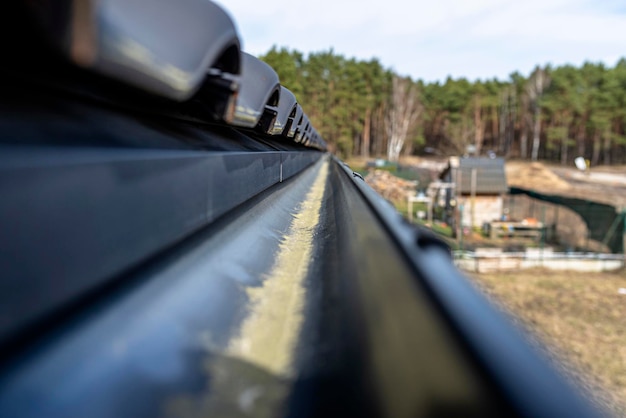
[440, 157, 508, 194]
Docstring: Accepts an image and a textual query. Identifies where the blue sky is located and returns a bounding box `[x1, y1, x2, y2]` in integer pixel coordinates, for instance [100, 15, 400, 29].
[214, 0, 626, 83]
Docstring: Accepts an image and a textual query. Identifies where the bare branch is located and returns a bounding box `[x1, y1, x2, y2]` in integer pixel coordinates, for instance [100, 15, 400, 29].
[385, 76, 422, 162]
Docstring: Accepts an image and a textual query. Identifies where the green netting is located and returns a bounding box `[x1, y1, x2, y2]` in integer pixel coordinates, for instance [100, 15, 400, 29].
[510, 187, 625, 254]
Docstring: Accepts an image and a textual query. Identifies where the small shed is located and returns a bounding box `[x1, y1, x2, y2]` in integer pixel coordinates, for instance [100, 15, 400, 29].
[439, 157, 508, 228]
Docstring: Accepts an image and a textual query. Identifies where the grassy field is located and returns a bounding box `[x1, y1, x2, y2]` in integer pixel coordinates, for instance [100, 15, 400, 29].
[468, 269, 626, 416]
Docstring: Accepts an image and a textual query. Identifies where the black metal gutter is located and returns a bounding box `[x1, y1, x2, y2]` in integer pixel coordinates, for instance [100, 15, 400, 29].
[0, 155, 601, 418]
[0, 156, 331, 418]
[0, 146, 322, 346]
[336, 159, 600, 418]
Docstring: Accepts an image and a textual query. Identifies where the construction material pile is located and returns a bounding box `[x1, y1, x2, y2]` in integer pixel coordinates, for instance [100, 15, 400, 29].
[365, 169, 418, 202]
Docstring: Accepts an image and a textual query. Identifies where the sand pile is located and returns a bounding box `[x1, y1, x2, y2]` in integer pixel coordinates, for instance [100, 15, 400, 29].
[506, 162, 571, 192]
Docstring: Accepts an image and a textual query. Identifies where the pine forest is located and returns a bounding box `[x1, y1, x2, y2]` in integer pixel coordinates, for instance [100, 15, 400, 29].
[260, 46, 626, 165]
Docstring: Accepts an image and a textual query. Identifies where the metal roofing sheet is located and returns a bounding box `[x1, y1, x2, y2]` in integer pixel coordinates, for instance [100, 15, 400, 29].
[453, 157, 508, 194]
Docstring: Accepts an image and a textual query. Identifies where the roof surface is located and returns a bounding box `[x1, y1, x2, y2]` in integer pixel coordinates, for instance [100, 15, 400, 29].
[443, 157, 508, 194]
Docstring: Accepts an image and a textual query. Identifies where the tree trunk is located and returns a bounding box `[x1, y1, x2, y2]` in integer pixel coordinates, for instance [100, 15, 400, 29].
[605, 119, 619, 165]
[361, 108, 371, 159]
[576, 120, 586, 157]
[499, 97, 507, 154]
[474, 98, 484, 155]
[526, 66, 550, 161]
[385, 76, 422, 162]
[603, 134, 611, 165]
[531, 104, 541, 161]
[506, 92, 516, 157]
[491, 107, 498, 150]
[372, 106, 384, 156]
[353, 121, 361, 157]
[591, 130, 601, 167]
[561, 128, 568, 166]
[520, 113, 529, 159]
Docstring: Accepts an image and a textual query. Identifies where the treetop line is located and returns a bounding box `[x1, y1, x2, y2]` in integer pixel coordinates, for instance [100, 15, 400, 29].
[261, 46, 626, 165]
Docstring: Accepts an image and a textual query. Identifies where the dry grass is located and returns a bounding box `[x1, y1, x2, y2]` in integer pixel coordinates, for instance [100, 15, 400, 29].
[468, 269, 626, 417]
